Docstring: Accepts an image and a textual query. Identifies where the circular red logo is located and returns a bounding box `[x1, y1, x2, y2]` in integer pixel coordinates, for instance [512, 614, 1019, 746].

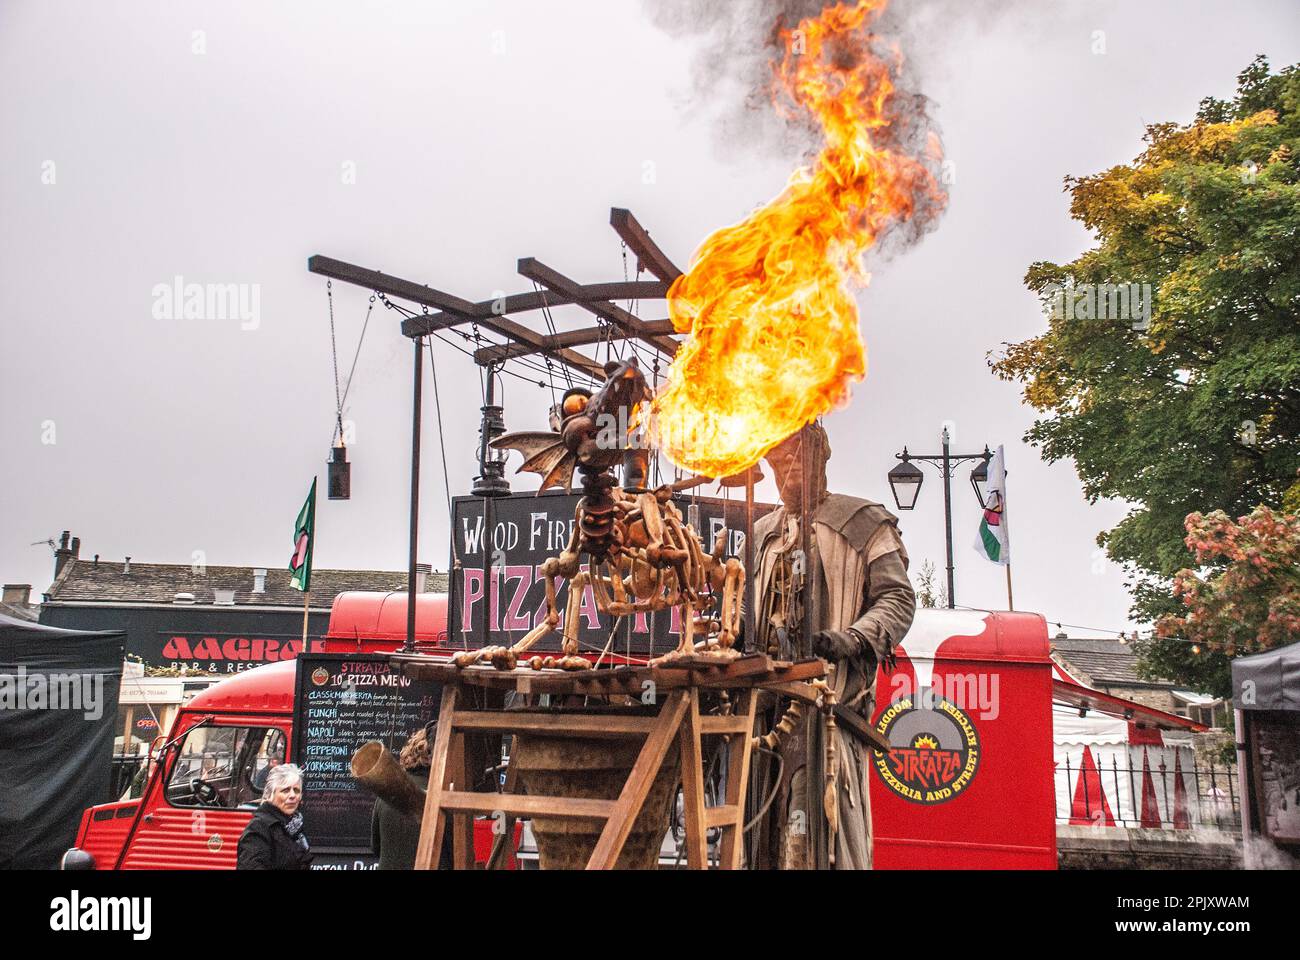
[873, 695, 980, 805]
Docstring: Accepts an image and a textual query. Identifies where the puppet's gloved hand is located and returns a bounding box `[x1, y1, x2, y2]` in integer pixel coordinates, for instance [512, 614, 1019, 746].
[813, 627, 881, 672]
[812, 628, 862, 663]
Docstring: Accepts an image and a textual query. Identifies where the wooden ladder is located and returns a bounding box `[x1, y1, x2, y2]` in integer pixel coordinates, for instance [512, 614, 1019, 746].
[414, 685, 758, 870]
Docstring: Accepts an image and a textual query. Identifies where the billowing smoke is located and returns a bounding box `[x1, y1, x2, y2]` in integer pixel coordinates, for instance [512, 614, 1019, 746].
[645, 0, 964, 256]
[646, 1, 852, 159]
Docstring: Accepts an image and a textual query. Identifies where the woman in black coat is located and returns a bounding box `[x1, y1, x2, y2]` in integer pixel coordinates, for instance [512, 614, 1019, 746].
[237, 762, 313, 870]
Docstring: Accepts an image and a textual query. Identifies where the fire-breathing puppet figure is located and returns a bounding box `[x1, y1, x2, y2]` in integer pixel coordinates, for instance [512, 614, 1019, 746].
[749, 421, 916, 870]
[453, 358, 745, 671]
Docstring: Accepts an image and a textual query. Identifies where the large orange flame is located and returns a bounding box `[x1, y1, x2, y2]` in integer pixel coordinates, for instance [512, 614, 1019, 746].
[649, 0, 945, 477]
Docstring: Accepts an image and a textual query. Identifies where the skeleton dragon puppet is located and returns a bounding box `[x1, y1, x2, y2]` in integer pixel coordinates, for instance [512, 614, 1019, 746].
[451, 358, 745, 671]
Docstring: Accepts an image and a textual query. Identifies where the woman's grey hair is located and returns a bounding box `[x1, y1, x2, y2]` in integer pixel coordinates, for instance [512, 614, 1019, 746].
[261, 762, 304, 802]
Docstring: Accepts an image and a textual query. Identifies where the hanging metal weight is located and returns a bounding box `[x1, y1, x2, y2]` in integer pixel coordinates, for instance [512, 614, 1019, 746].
[328, 443, 351, 500]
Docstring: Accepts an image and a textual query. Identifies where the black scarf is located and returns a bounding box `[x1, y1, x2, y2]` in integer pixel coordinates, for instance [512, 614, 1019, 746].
[283, 811, 309, 852]
[263, 803, 311, 854]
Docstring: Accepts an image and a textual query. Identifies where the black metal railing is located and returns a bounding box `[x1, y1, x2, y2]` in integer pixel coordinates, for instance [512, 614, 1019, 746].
[110, 754, 150, 800]
[1056, 751, 1240, 831]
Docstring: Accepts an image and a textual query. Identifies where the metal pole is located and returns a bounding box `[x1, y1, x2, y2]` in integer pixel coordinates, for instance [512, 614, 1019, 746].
[481, 367, 496, 649]
[1234, 711, 1250, 843]
[799, 427, 814, 660]
[406, 338, 423, 653]
[941, 427, 955, 608]
[743, 468, 755, 652]
[797, 425, 828, 870]
[741, 464, 759, 869]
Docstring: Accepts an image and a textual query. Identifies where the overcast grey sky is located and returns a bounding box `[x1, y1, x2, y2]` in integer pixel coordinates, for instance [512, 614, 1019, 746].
[2, 0, 1297, 636]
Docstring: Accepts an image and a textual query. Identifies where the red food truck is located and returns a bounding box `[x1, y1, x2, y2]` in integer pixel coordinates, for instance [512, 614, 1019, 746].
[65, 598, 1057, 869]
[870, 608, 1057, 869]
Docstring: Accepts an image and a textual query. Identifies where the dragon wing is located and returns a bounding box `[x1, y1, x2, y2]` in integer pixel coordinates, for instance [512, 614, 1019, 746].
[490, 432, 577, 493]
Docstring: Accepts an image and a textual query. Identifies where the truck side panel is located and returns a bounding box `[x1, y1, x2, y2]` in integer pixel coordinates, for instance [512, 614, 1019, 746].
[119, 805, 253, 869]
[73, 801, 142, 870]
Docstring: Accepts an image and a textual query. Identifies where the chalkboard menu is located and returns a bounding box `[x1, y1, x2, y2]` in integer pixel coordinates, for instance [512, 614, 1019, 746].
[291, 653, 442, 852]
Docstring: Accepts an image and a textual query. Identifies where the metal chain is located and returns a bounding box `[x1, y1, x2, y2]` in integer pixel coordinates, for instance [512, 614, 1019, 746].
[327, 281, 345, 444]
[337, 294, 375, 424]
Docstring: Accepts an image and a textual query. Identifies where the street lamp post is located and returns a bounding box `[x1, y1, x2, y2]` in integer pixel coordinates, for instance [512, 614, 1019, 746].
[887, 428, 991, 609]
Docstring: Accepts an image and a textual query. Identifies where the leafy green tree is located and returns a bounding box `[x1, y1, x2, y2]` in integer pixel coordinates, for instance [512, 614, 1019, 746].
[991, 57, 1300, 692]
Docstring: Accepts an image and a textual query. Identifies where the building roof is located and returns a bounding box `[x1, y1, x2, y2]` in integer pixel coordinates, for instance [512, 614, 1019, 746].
[1050, 637, 1175, 689]
[0, 600, 37, 622]
[44, 557, 449, 608]
[1, 584, 38, 621]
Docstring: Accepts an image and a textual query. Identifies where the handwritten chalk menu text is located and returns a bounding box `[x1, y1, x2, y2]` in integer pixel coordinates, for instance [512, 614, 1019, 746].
[291, 653, 441, 851]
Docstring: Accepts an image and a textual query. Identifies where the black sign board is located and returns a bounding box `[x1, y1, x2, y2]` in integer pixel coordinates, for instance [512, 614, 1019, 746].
[41, 604, 331, 674]
[291, 653, 441, 853]
[449, 490, 773, 659]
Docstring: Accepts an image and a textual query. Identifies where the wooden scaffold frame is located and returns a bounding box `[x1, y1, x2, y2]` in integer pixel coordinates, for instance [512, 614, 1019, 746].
[393, 653, 827, 870]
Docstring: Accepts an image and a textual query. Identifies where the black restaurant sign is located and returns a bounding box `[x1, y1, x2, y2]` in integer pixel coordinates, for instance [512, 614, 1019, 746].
[39, 602, 331, 674]
[449, 491, 773, 659]
[291, 653, 442, 852]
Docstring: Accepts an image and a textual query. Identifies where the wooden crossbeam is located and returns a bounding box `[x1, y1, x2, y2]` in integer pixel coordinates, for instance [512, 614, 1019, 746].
[308, 254, 481, 315]
[449, 707, 752, 738]
[453, 711, 658, 738]
[402, 280, 670, 336]
[308, 254, 607, 381]
[438, 792, 615, 821]
[610, 208, 684, 282]
[705, 804, 742, 828]
[474, 319, 675, 366]
[518, 257, 680, 356]
[393, 653, 826, 695]
[700, 714, 753, 735]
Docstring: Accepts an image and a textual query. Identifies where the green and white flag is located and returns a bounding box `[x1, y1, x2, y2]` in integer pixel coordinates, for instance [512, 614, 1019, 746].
[974, 446, 1010, 565]
[289, 478, 316, 592]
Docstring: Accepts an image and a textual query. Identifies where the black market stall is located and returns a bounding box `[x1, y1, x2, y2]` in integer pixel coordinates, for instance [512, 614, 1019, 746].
[1233, 640, 1300, 867]
[0, 614, 125, 869]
